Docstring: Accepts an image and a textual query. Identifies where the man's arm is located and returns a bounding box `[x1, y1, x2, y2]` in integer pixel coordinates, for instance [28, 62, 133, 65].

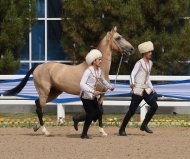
[80, 69, 94, 94]
[130, 61, 141, 89]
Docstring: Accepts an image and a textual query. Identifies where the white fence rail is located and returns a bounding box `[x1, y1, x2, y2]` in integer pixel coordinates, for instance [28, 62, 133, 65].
[0, 75, 190, 122]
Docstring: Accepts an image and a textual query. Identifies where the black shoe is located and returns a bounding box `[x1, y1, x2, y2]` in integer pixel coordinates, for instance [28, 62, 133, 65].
[119, 129, 127, 136]
[72, 117, 78, 131]
[140, 125, 153, 133]
[81, 134, 90, 139]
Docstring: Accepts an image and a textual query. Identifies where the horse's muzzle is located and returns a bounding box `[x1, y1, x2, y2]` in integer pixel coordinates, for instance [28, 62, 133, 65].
[123, 47, 135, 56]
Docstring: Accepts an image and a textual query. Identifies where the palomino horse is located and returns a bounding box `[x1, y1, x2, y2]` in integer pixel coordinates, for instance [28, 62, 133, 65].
[4, 26, 134, 135]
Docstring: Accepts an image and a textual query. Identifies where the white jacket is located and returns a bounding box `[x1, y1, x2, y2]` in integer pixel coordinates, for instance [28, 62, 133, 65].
[80, 66, 112, 99]
[130, 58, 153, 96]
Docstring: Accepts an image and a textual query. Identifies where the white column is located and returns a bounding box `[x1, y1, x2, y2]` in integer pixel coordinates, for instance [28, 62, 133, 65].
[57, 103, 65, 123]
[140, 100, 148, 122]
[57, 95, 65, 123]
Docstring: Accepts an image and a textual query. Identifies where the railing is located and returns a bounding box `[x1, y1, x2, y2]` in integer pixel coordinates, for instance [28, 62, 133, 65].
[0, 75, 190, 122]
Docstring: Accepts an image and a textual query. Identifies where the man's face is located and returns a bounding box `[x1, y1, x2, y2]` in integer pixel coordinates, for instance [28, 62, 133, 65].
[93, 57, 102, 67]
[144, 51, 152, 60]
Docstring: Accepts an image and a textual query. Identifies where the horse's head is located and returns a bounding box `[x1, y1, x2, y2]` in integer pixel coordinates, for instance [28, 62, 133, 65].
[108, 26, 135, 56]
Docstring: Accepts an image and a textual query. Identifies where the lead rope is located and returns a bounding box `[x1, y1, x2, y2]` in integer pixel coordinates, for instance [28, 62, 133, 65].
[95, 54, 124, 94]
[114, 54, 124, 86]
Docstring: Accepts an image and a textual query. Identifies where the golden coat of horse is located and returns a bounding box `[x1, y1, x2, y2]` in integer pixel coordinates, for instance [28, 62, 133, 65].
[5, 26, 134, 135]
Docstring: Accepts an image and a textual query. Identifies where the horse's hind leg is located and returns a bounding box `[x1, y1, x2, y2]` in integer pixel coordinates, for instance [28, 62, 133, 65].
[34, 88, 62, 135]
[33, 99, 43, 132]
[98, 103, 108, 136]
[98, 96, 108, 136]
[33, 95, 51, 135]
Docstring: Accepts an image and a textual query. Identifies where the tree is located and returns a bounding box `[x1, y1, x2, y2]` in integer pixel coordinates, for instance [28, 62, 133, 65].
[138, 0, 190, 75]
[0, 0, 36, 74]
[0, 50, 19, 74]
[157, 21, 190, 75]
[61, 0, 190, 75]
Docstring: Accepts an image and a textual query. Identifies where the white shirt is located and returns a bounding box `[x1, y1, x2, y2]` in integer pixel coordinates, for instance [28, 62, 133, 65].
[130, 58, 153, 95]
[80, 66, 112, 99]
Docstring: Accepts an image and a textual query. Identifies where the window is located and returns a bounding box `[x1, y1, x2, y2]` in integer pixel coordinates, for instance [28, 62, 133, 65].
[21, 36, 29, 60]
[32, 21, 45, 60]
[19, 0, 67, 74]
[48, 0, 62, 18]
[47, 21, 65, 60]
[16, 63, 29, 74]
[37, 0, 45, 18]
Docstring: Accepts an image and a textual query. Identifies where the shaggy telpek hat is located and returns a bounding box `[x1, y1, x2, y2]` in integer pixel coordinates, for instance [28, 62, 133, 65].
[85, 49, 102, 65]
[138, 41, 154, 54]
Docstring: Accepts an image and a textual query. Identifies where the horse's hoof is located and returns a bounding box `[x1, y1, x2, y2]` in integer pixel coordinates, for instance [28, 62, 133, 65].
[33, 124, 40, 132]
[100, 132, 108, 137]
[42, 130, 51, 136]
[44, 132, 51, 136]
[41, 126, 51, 136]
[99, 127, 108, 137]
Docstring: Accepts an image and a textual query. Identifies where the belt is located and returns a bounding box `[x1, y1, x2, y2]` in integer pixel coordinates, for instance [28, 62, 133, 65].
[135, 83, 149, 89]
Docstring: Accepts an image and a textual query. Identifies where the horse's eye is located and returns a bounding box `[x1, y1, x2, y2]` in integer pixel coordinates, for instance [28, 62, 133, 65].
[115, 36, 121, 41]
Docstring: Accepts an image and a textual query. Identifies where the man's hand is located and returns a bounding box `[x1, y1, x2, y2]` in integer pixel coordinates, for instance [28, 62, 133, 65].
[130, 84, 135, 90]
[110, 86, 115, 91]
[93, 91, 101, 96]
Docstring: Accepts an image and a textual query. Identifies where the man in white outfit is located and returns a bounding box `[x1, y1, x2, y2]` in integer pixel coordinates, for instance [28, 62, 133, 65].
[73, 49, 114, 139]
[119, 41, 158, 136]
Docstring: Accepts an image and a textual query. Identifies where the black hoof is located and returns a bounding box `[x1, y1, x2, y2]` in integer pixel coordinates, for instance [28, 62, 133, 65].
[140, 125, 153, 133]
[119, 129, 127, 136]
[33, 124, 40, 132]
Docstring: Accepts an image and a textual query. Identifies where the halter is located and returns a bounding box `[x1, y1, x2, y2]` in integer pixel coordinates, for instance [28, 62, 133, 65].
[112, 37, 123, 54]
[110, 32, 129, 56]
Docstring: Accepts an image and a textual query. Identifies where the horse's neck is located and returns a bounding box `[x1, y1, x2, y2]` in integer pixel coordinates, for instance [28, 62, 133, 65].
[98, 37, 112, 79]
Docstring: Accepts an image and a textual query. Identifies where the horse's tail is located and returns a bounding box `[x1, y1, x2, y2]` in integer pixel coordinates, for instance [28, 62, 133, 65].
[3, 65, 38, 96]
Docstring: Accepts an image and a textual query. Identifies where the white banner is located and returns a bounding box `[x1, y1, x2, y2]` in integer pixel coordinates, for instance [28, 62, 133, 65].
[1, 78, 190, 103]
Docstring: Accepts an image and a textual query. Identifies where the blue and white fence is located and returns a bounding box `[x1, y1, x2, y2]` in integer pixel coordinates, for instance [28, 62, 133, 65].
[1, 75, 190, 121]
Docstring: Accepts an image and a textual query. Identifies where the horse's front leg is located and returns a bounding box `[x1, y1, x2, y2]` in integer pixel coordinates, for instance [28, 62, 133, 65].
[33, 99, 50, 136]
[98, 95, 108, 136]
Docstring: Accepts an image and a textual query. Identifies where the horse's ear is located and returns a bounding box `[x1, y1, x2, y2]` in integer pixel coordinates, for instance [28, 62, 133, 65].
[111, 26, 117, 33]
[106, 32, 111, 40]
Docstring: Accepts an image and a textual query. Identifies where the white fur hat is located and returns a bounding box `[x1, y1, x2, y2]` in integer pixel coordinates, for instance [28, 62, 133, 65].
[138, 41, 154, 54]
[85, 49, 102, 65]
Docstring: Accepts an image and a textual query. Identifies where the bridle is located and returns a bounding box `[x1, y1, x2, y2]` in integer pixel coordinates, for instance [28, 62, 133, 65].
[110, 32, 129, 56]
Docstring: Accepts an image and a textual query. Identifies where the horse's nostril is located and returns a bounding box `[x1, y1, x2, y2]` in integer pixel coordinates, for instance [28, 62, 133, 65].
[130, 48, 135, 53]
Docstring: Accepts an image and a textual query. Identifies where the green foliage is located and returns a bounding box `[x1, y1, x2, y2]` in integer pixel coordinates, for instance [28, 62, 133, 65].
[0, 0, 36, 74]
[0, 50, 20, 74]
[157, 21, 190, 75]
[61, 0, 190, 75]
